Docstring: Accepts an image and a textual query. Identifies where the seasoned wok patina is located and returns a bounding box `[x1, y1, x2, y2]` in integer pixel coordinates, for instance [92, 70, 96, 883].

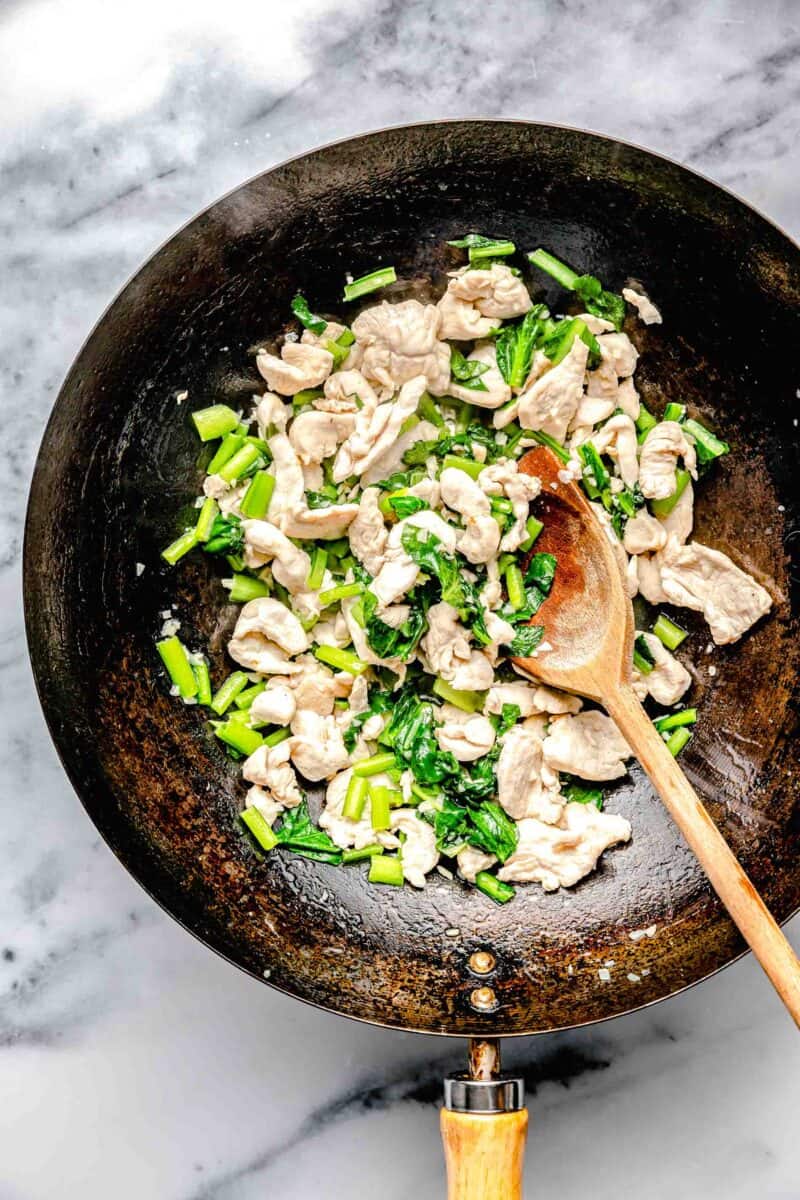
[24, 121, 800, 1036]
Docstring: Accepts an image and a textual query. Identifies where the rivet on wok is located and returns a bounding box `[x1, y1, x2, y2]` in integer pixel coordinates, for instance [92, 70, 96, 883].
[468, 950, 496, 975]
[469, 986, 497, 1012]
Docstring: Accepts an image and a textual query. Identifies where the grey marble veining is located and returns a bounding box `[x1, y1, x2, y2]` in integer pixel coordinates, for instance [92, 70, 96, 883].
[2, 0, 799, 1196]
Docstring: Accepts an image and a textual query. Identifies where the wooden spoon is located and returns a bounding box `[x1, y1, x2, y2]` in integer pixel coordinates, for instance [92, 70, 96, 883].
[514, 446, 800, 1025]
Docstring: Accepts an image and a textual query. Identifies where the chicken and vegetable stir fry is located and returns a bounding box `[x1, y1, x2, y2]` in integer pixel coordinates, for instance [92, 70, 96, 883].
[157, 237, 772, 903]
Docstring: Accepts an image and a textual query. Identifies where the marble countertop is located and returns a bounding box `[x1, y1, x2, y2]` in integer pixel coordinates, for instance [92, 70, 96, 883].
[3, 0, 799, 1195]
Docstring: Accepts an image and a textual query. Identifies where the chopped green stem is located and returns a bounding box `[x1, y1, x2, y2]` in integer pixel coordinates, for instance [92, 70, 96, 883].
[650, 468, 690, 518]
[319, 582, 365, 606]
[228, 573, 270, 604]
[665, 727, 693, 757]
[399, 413, 420, 436]
[192, 658, 212, 705]
[240, 806, 279, 850]
[526, 429, 571, 463]
[307, 546, 328, 591]
[441, 453, 484, 480]
[218, 442, 262, 484]
[210, 671, 250, 715]
[263, 727, 291, 748]
[192, 404, 240, 442]
[234, 682, 266, 710]
[469, 240, 515, 261]
[293, 388, 322, 408]
[370, 783, 404, 812]
[654, 708, 697, 733]
[418, 391, 446, 429]
[454, 403, 474, 434]
[240, 471, 275, 520]
[313, 645, 368, 675]
[368, 854, 404, 886]
[432, 677, 482, 713]
[519, 515, 544, 551]
[683, 418, 730, 463]
[635, 406, 658, 442]
[505, 563, 527, 611]
[475, 871, 515, 904]
[194, 497, 219, 542]
[653, 613, 689, 650]
[343, 775, 369, 821]
[527, 248, 578, 290]
[352, 751, 398, 777]
[213, 719, 263, 756]
[157, 636, 198, 698]
[663, 402, 686, 423]
[207, 432, 245, 474]
[343, 267, 397, 302]
[632, 649, 654, 676]
[342, 844, 385, 864]
[162, 528, 198, 565]
[490, 497, 514, 516]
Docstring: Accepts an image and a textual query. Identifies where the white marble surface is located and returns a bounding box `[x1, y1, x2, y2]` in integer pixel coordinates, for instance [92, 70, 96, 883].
[2, 0, 800, 1196]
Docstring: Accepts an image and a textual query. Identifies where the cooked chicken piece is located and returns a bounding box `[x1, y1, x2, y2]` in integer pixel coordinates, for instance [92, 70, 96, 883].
[352, 300, 450, 397]
[408, 476, 440, 507]
[494, 352, 552, 429]
[244, 784, 286, 828]
[623, 287, 662, 325]
[361, 419, 439, 485]
[437, 715, 496, 762]
[589, 501, 630, 585]
[591, 413, 640, 488]
[658, 538, 772, 644]
[256, 341, 334, 396]
[639, 420, 697, 501]
[302, 463, 324, 491]
[497, 725, 564, 823]
[623, 510, 667, 555]
[584, 336, 621, 404]
[479, 460, 541, 553]
[597, 331, 638, 378]
[447, 343, 513, 410]
[288, 709, 350, 781]
[485, 682, 538, 717]
[572, 388, 617, 429]
[420, 601, 471, 675]
[498, 803, 631, 890]
[440, 466, 501, 565]
[264, 432, 359, 539]
[517, 336, 589, 442]
[333, 375, 425, 483]
[386, 810, 438, 887]
[284, 503, 360, 541]
[242, 740, 303, 807]
[228, 597, 309, 675]
[657, 480, 694, 545]
[625, 555, 640, 600]
[347, 487, 388, 576]
[532, 685, 583, 714]
[636, 552, 669, 604]
[450, 651, 495, 692]
[319, 368, 380, 414]
[456, 846, 497, 882]
[300, 320, 347, 346]
[436, 289, 497, 340]
[288, 655, 351, 715]
[451, 262, 532, 315]
[371, 509, 457, 607]
[340, 598, 406, 678]
[242, 519, 310, 594]
[320, 768, 400, 851]
[288, 410, 355, 465]
[635, 631, 692, 706]
[616, 377, 640, 421]
[250, 682, 297, 727]
[576, 312, 616, 335]
[543, 711, 632, 781]
[255, 391, 291, 436]
[483, 610, 516, 649]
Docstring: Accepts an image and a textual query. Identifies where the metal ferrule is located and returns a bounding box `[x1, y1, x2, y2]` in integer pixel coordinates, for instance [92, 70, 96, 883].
[443, 1073, 525, 1114]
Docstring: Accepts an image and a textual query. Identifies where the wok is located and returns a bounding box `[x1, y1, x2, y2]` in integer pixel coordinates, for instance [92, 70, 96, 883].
[24, 121, 800, 1194]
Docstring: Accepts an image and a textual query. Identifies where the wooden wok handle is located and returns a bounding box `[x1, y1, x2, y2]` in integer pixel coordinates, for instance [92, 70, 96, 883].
[606, 685, 800, 1027]
[441, 1109, 528, 1199]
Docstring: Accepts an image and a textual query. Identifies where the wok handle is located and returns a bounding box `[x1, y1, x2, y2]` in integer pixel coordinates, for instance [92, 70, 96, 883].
[441, 1109, 528, 1200]
[606, 684, 800, 1027]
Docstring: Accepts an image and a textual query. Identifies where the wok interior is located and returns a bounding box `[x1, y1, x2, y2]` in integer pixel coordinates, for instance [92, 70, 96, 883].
[25, 123, 800, 1036]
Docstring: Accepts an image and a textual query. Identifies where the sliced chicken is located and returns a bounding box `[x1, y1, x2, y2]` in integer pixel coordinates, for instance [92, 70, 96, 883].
[497, 725, 564, 823]
[244, 784, 286, 827]
[494, 352, 552, 429]
[447, 343, 513, 410]
[420, 601, 472, 677]
[390, 809, 439, 887]
[616, 377, 640, 420]
[636, 631, 692, 706]
[242, 740, 303, 807]
[591, 413, 640, 488]
[242, 518, 311, 594]
[596, 332, 638, 378]
[371, 509, 457, 607]
[658, 538, 772, 644]
[228, 597, 309, 675]
[436, 288, 497, 340]
[347, 487, 388, 576]
[498, 803, 631, 890]
[320, 768, 399, 851]
[456, 846, 497, 882]
[333, 375, 425, 483]
[255, 392, 291, 436]
[639, 421, 697, 501]
[543, 711, 632, 781]
[448, 263, 532, 318]
[623, 287, 662, 325]
[250, 682, 297, 727]
[517, 336, 589, 443]
[257, 341, 334, 395]
[479, 460, 541, 553]
[351, 300, 450, 397]
[636, 552, 669, 605]
[288, 655, 351, 716]
[288, 709, 350, 781]
[440, 466, 501, 565]
[320, 368, 380, 414]
[361, 419, 439, 485]
[576, 313, 615, 335]
[437, 715, 496, 762]
[623, 510, 667, 555]
[289, 410, 355, 465]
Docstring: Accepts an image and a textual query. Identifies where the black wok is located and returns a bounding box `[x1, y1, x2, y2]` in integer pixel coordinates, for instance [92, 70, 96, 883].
[24, 120, 800, 1190]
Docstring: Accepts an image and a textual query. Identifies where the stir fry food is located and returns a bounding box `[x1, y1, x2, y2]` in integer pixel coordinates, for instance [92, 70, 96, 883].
[157, 238, 772, 903]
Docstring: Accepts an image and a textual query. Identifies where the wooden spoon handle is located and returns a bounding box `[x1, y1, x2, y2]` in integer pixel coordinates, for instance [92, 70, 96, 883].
[441, 1110, 528, 1199]
[606, 685, 800, 1026]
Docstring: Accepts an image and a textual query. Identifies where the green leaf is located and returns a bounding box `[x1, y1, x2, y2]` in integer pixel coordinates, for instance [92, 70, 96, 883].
[385, 494, 429, 520]
[467, 801, 518, 862]
[524, 552, 557, 593]
[362, 589, 428, 662]
[291, 293, 327, 335]
[203, 513, 245, 556]
[509, 624, 545, 655]
[447, 233, 509, 249]
[573, 275, 625, 331]
[561, 777, 604, 808]
[400, 527, 491, 645]
[494, 305, 550, 388]
[276, 801, 342, 863]
[450, 347, 489, 392]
